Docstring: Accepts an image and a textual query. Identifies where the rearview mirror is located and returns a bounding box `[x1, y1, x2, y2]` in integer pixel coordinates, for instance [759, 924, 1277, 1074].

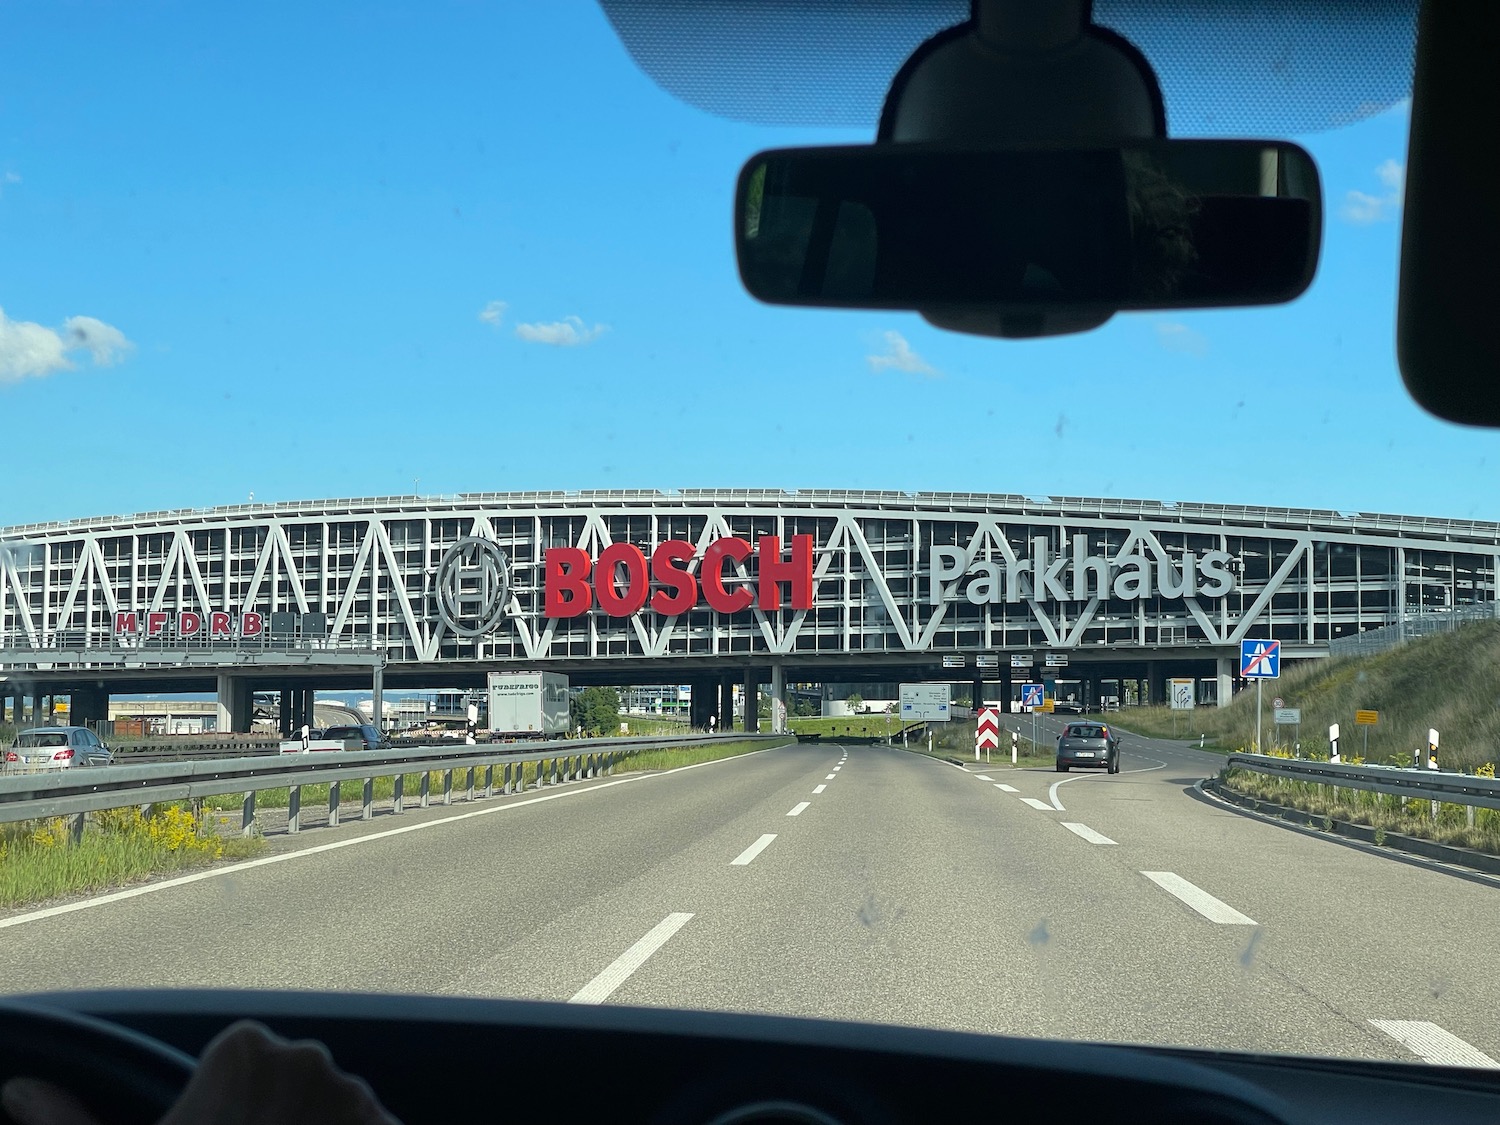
[737, 140, 1320, 314]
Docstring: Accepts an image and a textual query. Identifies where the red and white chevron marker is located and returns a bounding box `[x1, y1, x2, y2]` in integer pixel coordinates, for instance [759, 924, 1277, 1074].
[976, 707, 1001, 761]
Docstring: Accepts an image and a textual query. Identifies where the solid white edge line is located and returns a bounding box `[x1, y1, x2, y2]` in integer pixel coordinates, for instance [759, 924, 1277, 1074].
[787, 801, 811, 817]
[1060, 822, 1117, 845]
[1141, 871, 1257, 925]
[994, 784, 1019, 793]
[812, 784, 826, 794]
[1019, 797, 1055, 811]
[0, 742, 793, 932]
[568, 912, 694, 1004]
[1369, 1020, 1500, 1069]
[730, 834, 778, 866]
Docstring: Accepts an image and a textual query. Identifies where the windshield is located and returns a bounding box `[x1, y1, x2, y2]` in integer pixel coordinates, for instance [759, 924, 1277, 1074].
[4, 1, 1499, 1074]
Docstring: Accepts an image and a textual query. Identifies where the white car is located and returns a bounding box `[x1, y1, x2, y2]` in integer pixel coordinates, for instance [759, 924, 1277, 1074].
[4, 727, 114, 771]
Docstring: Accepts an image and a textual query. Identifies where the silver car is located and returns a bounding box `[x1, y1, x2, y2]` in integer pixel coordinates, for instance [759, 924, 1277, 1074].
[4, 726, 114, 771]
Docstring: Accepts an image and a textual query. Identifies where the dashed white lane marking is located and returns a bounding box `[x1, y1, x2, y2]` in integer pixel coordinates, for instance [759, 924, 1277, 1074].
[1369, 1020, 1500, 1069]
[730, 834, 778, 867]
[974, 774, 993, 781]
[832, 766, 841, 772]
[787, 801, 811, 817]
[825, 774, 836, 780]
[995, 784, 1019, 793]
[1061, 822, 1117, 845]
[1142, 872, 1257, 925]
[813, 784, 827, 794]
[569, 913, 694, 1004]
[1020, 797, 1056, 811]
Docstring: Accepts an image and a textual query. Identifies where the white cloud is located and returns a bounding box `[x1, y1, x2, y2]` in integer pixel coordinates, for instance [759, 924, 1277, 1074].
[515, 315, 608, 347]
[866, 330, 937, 377]
[477, 299, 507, 326]
[1155, 321, 1209, 358]
[0, 307, 133, 384]
[1339, 159, 1404, 224]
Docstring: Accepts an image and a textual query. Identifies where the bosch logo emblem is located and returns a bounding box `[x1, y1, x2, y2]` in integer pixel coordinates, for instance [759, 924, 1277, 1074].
[436, 537, 510, 637]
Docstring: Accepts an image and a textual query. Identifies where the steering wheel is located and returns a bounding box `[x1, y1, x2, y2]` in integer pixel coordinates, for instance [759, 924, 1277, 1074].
[0, 1001, 194, 1125]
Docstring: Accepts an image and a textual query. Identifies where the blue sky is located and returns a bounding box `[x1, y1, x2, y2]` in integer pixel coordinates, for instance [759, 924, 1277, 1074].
[0, 3, 1483, 525]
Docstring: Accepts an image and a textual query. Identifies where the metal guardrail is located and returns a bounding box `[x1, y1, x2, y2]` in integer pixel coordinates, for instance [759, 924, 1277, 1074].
[0, 732, 790, 837]
[1226, 752, 1500, 813]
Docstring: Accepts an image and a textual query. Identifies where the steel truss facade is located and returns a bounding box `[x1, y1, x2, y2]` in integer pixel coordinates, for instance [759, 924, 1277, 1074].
[2, 490, 1498, 670]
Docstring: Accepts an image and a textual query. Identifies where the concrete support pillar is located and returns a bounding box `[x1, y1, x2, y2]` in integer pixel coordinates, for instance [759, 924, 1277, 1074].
[31, 692, 45, 725]
[1216, 655, 1234, 709]
[216, 673, 253, 734]
[1146, 661, 1160, 706]
[278, 688, 294, 737]
[71, 687, 110, 729]
[971, 673, 984, 712]
[744, 669, 760, 733]
[372, 660, 385, 731]
[770, 661, 786, 735]
[720, 675, 735, 732]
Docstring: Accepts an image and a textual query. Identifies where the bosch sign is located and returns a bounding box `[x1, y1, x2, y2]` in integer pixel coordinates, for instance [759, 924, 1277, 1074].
[545, 535, 813, 618]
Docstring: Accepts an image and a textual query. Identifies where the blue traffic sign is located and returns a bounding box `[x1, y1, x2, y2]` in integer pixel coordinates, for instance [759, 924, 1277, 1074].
[1020, 683, 1044, 708]
[1240, 639, 1280, 679]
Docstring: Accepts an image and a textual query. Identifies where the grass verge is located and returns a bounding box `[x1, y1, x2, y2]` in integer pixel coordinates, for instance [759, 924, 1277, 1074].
[1219, 765, 1500, 854]
[790, 716, 912, 739]
[612, 738, 781, 773]
[0, 807, 264, 908]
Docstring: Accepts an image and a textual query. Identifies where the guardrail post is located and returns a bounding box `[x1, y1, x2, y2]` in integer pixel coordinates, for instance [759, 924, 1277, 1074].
[466, 767, 475, 801]
[503, 762, 513, 794]
[362, 777, 374, 821]
[550, 757, 559, 786]
[394, 774, 405, 814]
[484, 765, 494, 798]
[288, 785, 301, 833]
[420, 772, 430, 808]
[70, 812, 85, 844]
[241, 791, 256, 836]
[443, 769, 453, 805]
[328, 782, 340, 828]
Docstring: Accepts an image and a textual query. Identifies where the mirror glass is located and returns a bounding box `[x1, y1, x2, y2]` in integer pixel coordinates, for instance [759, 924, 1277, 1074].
[737, 140, 1321, 311]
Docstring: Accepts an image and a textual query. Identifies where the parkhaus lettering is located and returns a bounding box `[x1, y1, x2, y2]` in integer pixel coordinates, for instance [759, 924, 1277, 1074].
[545, 535, 813, 618]
[931, 536, 1235, 605]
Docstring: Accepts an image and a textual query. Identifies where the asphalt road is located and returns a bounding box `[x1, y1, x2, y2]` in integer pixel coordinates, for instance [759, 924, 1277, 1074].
[3, 734, 1499, 1068]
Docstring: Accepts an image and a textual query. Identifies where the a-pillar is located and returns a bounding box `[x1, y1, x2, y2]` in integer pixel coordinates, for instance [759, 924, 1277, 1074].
[744, 669, 760, 733]
[770, 660, 787, 734]
[720, 675, 736, 732]
[216, 674, 253, 733]
[1216, 655, 1234, 709]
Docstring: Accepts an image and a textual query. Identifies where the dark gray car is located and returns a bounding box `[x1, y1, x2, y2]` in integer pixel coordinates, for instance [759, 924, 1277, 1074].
[321, 724, 391, 751]
[1055, 722, 1120, 774]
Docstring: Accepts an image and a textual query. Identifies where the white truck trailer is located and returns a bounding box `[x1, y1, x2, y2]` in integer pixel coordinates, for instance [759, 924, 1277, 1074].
[487, 671, 571, 738]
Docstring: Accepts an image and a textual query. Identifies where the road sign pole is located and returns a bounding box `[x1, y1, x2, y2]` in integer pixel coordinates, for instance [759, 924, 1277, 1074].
[1362, 724, 1368, 760]
[1255, 678, 1262, 753]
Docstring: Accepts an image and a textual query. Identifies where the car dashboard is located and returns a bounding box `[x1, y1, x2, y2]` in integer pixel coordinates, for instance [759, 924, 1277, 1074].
[21, 989, 1500, 1125]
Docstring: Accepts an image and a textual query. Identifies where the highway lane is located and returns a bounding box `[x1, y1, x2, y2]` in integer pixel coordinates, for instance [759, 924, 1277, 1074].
[3, 738, 1499, 1067]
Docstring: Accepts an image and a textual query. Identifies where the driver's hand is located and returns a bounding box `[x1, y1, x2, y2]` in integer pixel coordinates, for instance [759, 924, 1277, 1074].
[2, 1020, 401, 1125]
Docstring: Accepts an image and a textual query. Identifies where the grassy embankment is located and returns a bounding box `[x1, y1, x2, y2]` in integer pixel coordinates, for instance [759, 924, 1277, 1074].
[1119, 621, 1500, 854]
[1117, 620, 1500, 772]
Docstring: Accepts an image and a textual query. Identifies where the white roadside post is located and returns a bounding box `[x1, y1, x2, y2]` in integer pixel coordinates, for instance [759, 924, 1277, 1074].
[1011, 729, 1018, 765]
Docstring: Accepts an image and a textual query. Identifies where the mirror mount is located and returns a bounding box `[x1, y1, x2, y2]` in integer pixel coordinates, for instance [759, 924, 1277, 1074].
[877, 0, 1166, 338]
